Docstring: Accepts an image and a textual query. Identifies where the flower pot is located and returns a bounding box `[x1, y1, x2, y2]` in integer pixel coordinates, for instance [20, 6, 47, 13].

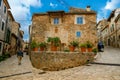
[40, 47, 44, 51]
[69, 46, 75, 52]
[81, 48, 86, 52]
[51, 46, 57, 51]
[87, 48, 92, 52]
[33, 47, 38, 51]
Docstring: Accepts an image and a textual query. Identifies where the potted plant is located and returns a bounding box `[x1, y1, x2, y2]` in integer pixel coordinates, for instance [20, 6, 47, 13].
[31, 40, 38, 51]
[92, 48, 98, 55]
[47, 37, 60, 51]
[39, 42, 47, 51]
[86, 41, 93, 52]
[80, 43, 87, 52]
[69, 41, 79, 52]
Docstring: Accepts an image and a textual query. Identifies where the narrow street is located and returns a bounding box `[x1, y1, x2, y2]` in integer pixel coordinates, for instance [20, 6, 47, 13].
[0, 47, 120, 80]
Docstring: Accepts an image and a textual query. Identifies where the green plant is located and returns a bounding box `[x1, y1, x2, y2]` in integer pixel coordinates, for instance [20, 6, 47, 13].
[86, 41, 93, 48]
[30, 40, 38, 49]
[64, 49, 70, 52]
[92, 48, 98, 54]
[0, 54, 11, 62]
[47, 37, 60, 46]
[39, 42, 47, 48]
[70, 41, 79, 47]
[80, 43, 87, 48]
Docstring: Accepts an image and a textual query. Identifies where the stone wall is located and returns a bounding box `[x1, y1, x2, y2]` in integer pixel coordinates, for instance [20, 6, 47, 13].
[31, 12, 97, 47]
[30, 52, 94, 71]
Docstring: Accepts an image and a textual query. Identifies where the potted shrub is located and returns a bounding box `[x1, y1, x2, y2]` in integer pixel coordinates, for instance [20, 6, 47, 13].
[86, 41, 93, 52]
[39, 42, 47, 51]
[80, 43, 87, 52]
[47, 37, 60, 51]
[69, 41, 79, 52]
[31, 40, 38, 51]
[92, 48, 98, 56]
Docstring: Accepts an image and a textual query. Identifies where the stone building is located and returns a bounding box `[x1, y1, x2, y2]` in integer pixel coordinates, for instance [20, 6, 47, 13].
[18, 30, 24, 49]
[107, 8, 120, 47]
[3, 10, 15, 55]
[10, 22, 20, 55]
[97, 8, 120, 48]
[31, 6, 97, 50]
[115, 14, 120, 48]
[97, 19, 109, 46]
[0, 0, 10, 55]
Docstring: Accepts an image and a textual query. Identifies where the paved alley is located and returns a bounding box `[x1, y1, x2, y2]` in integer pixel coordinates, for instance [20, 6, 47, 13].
[0, 47, 120, 80]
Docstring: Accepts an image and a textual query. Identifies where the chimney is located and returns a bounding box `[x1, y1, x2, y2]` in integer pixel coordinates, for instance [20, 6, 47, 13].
[86, 6, 90, 11]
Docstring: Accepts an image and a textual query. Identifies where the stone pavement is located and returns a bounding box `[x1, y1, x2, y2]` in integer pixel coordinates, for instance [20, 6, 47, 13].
[0, 47, 120, 80]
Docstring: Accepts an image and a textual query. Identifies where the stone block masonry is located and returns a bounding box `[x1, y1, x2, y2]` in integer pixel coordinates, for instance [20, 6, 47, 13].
[30, 52, 95, 71]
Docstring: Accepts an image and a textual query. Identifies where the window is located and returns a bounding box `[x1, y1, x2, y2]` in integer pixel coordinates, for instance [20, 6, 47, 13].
[4, 6, 6, 13]
[0, 0, 2, 6]
[6, 29, 10, 43]
[1, 21, 5, 31]
[112, 24, 114, 31]
[76, 31, 81, 37]
[54, 18, 59, 24]
[76, 17, 84, 24]
[0, 42, 2, 52]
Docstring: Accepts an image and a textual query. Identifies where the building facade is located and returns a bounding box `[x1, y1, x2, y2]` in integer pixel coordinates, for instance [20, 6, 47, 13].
[115, 14, 120, 48]
[107, 8, 120, 48]
[97, 19, 109, 46]
[0, 0, 10, 55]
[31, 6, 97, 50]
[10, 21, 20, 55]
[97, 8, 120, 48]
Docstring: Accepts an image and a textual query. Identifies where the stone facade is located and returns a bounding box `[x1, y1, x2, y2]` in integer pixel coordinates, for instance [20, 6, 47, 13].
[31, 7, 97, 49]
[0, 0, 10, 55]
[97, 19, 109, 45]
[97, 8, 120, 48]
[10, 22, 20, 55]
[115, 14, 120, 48]
[30, 51, 95, 71]
[18, 30, 24, 49]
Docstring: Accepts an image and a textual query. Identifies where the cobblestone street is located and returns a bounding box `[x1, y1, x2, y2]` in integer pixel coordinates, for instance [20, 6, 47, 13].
[0, 47, 120, 80]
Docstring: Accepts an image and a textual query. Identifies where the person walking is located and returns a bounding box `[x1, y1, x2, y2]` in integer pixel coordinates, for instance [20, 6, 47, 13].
[17, 48, 23, 65]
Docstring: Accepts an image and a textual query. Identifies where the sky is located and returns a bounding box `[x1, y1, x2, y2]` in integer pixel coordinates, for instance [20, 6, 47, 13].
[7, 0, 120, 41]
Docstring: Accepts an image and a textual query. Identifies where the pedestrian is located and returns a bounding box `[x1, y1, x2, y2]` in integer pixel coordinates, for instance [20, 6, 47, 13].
[17, 48, 23, 65]
[97, 41, 104, 52]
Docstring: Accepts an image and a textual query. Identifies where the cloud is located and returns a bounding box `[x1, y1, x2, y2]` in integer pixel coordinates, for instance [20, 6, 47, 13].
[97, 0, 120, 22]
[8, 0, 42, 41]
[104, 0, 120, 10]
[97, 8, 109, 22]
[50, 2, 58, 8]
[8, 0, 42, 20]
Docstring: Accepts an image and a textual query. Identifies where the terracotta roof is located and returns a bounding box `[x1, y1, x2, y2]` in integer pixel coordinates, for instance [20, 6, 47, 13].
[3, 0, 10, 9]
[69, 7, 96, 14]
[47, 11, 65, 13]
[32, 7, 96, 20]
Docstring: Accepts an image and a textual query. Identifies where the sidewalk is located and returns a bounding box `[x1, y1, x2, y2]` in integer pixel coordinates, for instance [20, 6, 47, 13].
[0, 54, 33, 80]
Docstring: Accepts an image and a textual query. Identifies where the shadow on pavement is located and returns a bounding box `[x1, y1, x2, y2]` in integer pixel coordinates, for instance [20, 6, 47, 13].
[90, 62, 120, 66]
[0, 71, 32, 79]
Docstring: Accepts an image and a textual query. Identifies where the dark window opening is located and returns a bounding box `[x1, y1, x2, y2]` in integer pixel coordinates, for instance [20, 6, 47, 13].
[0, 42, 2, 52]
[0, 0, 2, 6]
[1, 22, 4, 31]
